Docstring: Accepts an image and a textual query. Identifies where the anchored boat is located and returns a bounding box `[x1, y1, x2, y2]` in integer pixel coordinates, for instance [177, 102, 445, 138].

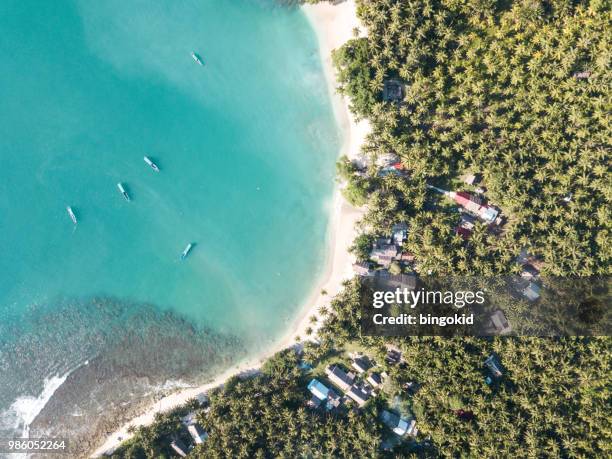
[181, 243, 194, 260]
[144, 156, 160, 172]
[117, 183, 130, 202]
[191, 51, 204, 66]
[66, 206, 77, 224]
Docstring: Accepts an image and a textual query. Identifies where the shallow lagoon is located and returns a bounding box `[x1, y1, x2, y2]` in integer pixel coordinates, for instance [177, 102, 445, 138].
[0, 0, 339, 440]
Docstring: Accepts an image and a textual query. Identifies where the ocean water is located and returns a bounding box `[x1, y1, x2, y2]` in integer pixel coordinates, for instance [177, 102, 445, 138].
[0, 0, 339, 443]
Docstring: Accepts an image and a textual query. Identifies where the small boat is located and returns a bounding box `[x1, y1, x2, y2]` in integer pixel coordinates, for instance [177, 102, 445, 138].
[66, 206, 77, 224]
[117, 183, 130, 202]
[144, 156, 160, 172]
[181, 243, 194, 260]
[191, 51, 204, 66]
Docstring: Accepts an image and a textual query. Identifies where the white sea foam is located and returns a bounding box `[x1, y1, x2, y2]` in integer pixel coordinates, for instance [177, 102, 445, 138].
[4, 372, 70, 437]
[0, 360, 90, 438]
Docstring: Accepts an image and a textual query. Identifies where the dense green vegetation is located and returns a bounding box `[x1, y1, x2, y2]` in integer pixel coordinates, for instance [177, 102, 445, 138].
[109, 0, 610, 457]
[310, 280, 612, 457]
[334, 0, 610, 276]
[113, 281, 610, 458]
[112, 349, 383, 458]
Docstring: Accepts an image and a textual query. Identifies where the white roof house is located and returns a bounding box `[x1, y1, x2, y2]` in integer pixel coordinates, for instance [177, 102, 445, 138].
[187, 424, 208, 445]
[170, 440, 188, 457]
[381, 410, 418, 437]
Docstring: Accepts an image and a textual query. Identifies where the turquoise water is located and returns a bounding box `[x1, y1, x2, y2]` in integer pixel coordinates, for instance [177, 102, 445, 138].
[0, 0, 339, 436]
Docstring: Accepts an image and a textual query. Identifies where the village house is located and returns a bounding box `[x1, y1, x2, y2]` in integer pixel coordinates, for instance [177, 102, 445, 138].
[385, 345, 403, 365]
[307, 378, 341, 410]
[398, 252, 415, 263]
[382, 79, 404, 103]
[351, 356, 372, 374]
[485, 355, 503, 378]
[453, 191, 499, 223]
[376, 152, 400, 168]
[375, 271, 417, 291]
[187, 423, 208, 445]
[455, 226, 472, 240]
[380, 410, 418, 437]
[353, 261, 375, 277]
[517, 250, 545, 271]
[428, 185, 500, 224]
[370, 238, 399, 267]
[347, 384, 371, 407]
[522, 281, 541, 301]
[462, 173, 481, 186]
[520, 263, 540, 280]
[391, 222, 409, 245]
[490, 310, 512, 334]
[325, 365, 356, 392]
[367, 372, 383, 388]
[459, 213, 476, 230]
[573, 70, 591, 79]
[170, 439, 189, 457]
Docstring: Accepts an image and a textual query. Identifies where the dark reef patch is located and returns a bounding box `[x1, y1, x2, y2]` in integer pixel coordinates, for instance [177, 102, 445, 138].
[0, 296, 245, 457]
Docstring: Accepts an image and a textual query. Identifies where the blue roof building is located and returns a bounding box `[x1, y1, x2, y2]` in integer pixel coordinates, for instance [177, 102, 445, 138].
[307, 379, 341, 410]
[308, 379, 329, 400]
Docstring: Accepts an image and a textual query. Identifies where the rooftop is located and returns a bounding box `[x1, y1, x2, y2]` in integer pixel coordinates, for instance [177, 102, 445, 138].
[383, 79, 404, 102]
[347, 385, 371, 407]
[325, 365, 356, 392]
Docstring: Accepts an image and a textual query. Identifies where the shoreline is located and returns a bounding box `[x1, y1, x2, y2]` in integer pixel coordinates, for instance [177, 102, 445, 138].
[91, 1, 368, 456]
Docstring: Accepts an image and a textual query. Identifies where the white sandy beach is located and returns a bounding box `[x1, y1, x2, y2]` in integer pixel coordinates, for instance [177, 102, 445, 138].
[91, 1, 369, 456]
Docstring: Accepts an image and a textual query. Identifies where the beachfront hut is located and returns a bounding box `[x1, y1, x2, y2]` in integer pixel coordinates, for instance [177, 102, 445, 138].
[353, 262, 374, 277]
[325, 365, 355, 392]
[187, 423, 208, 445]
[170, 439, 188, 457]
[376, 153, 400, 168]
